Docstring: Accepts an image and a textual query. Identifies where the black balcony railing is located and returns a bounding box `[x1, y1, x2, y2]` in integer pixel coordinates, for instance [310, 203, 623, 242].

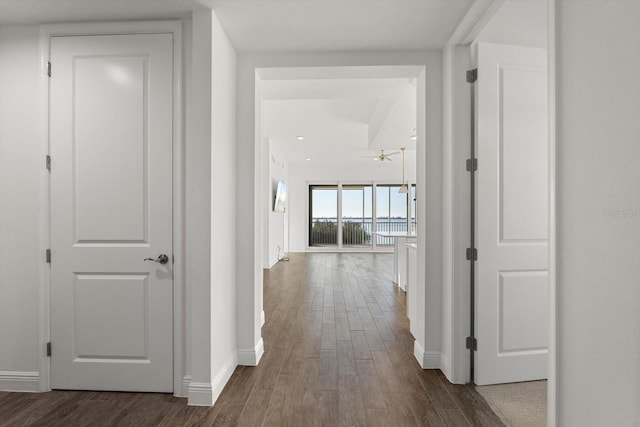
[310, 219, 416, 247]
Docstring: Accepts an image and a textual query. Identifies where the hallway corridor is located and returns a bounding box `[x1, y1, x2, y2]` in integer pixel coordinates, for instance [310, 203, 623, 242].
[218, 253, 503, 426]
[0, 253, 503, 426]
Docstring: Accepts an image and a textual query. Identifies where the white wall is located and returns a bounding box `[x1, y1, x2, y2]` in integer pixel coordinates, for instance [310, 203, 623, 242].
[556, 1, 640, 424]
[236, 50, 442, 373]
[475, 0, 547, 48]
[267, 140, 289, 267]
[209, 11, 238, 404]
[187, 10, 239, 405]
[186, 12, 214, 404]
[288, 158, 417, 252]
[0, 24, 42, 390]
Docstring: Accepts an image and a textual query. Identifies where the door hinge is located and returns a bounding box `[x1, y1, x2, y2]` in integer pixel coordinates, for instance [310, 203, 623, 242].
[47, 61, 51, 77]
[46, 155, 51, 171]
[466, 336, 477, 351]
[466, 247, 477, 261]
[46, 249, 51, 264]
[466, 68, 477, 83]
[466, 158, 477, 172]
[46, 342, 52, 357]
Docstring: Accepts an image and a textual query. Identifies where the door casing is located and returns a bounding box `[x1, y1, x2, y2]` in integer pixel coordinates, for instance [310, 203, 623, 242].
[38, 20, 185, 395]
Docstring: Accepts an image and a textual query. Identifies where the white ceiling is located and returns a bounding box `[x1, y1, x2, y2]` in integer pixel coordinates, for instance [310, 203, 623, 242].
[212, 0, 473, 52]
[262, 76, 417, 164]
[0, 0, 473, 52]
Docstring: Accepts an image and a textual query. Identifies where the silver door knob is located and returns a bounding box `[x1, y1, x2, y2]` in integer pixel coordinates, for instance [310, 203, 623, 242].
[144, 254, 169, 265]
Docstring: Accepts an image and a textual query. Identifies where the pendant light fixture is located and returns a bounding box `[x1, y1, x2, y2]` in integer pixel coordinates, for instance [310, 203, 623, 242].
[399, 147, 408, 194]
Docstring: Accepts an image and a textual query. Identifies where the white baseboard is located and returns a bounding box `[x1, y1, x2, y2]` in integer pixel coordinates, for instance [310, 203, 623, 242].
[440, 353, 450, 375]
[179, 375, 192, 397]
[188, 382, 214, 406]
[269, 258, 278, 268]
[0, 371, 40, 392]
[211, 351, 238, 404]
[188, 351, 238, 406]
[261, 310, 266, 328]
[238, 338, 264, 366]
[413, 341, 442, 369]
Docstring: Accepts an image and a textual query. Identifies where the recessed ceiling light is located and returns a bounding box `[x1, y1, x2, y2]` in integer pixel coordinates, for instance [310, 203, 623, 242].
[305, 158, 311, 161]
[296, 136, 305, 141]
[411, 136, 417, 141]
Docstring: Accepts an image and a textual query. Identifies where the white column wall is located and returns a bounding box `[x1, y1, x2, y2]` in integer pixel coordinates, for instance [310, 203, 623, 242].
[556, 1, 640, 424]
[209, 10, 239, 404]
[0, 25, 42, 390]
[187, 10, 239, 405]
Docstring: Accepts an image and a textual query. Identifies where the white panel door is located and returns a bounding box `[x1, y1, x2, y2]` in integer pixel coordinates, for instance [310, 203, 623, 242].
[50, 33, 173, 392]
[475, 43, 549, 385]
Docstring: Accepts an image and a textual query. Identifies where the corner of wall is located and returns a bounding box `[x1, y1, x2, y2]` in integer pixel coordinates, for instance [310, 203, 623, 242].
[413, 341, 442, 370]
[187, 350, 237, 406]
[237, 338, 264, 366]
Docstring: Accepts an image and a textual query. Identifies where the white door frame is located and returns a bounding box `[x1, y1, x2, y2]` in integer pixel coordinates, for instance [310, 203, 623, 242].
[443, 0, 556, 424]
[38, 21, 185, 395]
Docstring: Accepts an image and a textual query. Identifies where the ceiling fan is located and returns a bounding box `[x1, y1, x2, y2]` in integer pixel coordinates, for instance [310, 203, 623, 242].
[365, 149, 401, 162]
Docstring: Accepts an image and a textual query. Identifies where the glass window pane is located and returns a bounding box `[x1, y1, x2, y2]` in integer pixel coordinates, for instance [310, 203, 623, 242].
[310, 186, 337, 246]
[342, 187, 362, 219]
[390, 187, 407, 219]
[342, 186, 370, 247]
[376, 186, 389, 219]
[364, 186, 372, 219]
[390, 186, 407, 234]
[376, 186, 390, 245]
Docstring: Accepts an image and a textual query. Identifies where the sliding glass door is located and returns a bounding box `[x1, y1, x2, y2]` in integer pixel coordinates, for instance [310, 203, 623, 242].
[309, 183, 414, 249]
[309, 185, 338, 246]
[341, 185, 372, 247]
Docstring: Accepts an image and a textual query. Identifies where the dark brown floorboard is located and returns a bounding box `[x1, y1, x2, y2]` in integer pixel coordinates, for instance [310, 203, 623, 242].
[0, 253, 503, 427]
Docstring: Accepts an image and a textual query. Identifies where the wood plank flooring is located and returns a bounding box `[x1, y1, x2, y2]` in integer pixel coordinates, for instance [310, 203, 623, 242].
[0, 253, 503, 426]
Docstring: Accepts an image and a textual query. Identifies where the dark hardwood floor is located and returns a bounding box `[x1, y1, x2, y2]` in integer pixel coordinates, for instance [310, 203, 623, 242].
[0, 253, 503, 426]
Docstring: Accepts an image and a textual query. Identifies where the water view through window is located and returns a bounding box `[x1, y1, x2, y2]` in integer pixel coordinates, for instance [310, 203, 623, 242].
[309, 184, 416, 248]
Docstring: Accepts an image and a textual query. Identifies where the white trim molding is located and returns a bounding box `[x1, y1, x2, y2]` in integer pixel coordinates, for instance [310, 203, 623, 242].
[179, 375, 192, 398]
[440, 353, 450, 376]
[238, 338, 264, 366]
[261, 310, 266, 328]
[188, 382, 214, 407]
[0, 371, 41, 392]
[413, 341, 441, 369]
[211, 352, 238, 405]
[187, 351, 237, 406]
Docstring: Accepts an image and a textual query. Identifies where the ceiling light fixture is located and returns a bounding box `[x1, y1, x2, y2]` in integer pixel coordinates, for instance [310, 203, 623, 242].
[305, 158, 311, 161]
[411, 136, 417, 141]
[296, 136, 305, 141]
[399, 147, 408, 194]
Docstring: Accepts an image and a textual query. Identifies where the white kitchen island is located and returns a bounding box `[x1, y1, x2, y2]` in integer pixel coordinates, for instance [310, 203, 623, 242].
[374, 231, 417, 291]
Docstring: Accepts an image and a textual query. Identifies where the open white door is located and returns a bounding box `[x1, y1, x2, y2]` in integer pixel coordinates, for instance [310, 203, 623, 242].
[475, 42, 549, 385]
[50, 33, 174, 392]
